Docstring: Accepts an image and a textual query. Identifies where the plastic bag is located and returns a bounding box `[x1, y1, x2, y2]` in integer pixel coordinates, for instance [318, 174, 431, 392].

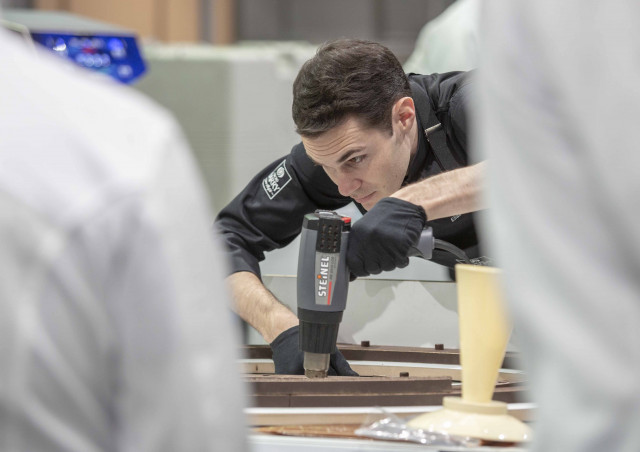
[355, 408, 481, 447]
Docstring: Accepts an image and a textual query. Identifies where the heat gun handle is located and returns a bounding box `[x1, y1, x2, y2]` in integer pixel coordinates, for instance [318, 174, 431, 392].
[408, 228, 434, 259]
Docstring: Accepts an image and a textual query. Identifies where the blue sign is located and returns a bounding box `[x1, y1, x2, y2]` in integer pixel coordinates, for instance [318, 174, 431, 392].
[31, 32, 146, 84]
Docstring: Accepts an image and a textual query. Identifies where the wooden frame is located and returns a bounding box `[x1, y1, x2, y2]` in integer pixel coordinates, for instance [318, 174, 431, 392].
[242, 344, 529, 409]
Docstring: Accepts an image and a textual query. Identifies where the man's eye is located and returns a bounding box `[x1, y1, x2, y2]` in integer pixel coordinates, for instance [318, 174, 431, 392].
[350, 155, 365, 165]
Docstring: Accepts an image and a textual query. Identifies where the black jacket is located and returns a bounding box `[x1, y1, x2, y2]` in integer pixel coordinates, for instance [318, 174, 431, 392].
[215, 71, 479, 276]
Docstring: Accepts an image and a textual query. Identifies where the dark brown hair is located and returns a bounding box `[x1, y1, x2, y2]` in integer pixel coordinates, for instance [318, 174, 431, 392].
[292, 38, 411, 137]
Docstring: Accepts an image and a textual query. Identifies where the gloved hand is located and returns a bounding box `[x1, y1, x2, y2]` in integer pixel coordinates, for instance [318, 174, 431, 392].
[347, 197, 427, 277]
[269, 325, 358, 376]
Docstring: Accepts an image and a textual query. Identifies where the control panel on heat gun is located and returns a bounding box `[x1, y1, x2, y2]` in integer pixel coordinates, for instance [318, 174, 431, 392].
[296, 210, 436, 378]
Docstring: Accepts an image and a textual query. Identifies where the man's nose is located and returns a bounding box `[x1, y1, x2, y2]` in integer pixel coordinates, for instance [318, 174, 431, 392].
[335, 173, 361, 197]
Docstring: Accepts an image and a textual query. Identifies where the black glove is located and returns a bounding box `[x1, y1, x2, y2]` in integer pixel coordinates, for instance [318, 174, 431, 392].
[347, 197, 427, 277]
[269, 325, 358, 376]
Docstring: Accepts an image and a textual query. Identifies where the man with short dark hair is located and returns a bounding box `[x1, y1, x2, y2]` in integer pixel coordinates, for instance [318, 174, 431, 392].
[216, 39, 485, 375]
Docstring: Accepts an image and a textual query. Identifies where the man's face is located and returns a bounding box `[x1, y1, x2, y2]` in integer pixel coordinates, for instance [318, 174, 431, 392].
[302, 109, 416, 211]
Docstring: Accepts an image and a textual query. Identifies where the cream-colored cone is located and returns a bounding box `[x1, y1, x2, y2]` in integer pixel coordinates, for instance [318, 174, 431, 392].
[457, 264, 510, 403]
[408, 264, 531, 442]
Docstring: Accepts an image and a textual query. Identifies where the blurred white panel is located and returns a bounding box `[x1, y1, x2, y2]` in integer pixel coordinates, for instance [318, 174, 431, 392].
[134, 42, 317, 212]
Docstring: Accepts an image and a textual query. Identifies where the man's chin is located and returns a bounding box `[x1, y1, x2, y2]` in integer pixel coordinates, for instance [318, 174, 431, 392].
[357, 194, 381, 211]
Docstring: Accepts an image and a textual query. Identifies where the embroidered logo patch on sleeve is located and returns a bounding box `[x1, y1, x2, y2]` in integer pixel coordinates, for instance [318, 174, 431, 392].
[262, 159, 292, 199]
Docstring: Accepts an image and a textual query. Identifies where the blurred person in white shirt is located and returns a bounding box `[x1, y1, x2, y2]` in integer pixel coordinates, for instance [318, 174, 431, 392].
[478, 2, 640, 451]
[404, 0, 481, 74]
[0, 24, 247, 452]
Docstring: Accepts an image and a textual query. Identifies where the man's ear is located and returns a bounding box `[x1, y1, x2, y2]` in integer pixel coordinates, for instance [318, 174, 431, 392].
[392, 97, 416, 130]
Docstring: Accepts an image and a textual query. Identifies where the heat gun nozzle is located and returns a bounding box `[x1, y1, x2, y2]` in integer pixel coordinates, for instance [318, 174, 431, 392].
[303, 352, 330, 379]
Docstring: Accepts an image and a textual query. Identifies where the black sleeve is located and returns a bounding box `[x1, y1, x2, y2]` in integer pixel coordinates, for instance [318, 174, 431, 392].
[214, 143, 351, 277]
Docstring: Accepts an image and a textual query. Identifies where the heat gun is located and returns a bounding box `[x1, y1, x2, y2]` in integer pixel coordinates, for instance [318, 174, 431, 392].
[296, 210, 436, 378]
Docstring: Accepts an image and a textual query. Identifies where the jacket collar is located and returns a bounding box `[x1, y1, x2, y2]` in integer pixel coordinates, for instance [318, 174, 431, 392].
[403, 109, 428, 186]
